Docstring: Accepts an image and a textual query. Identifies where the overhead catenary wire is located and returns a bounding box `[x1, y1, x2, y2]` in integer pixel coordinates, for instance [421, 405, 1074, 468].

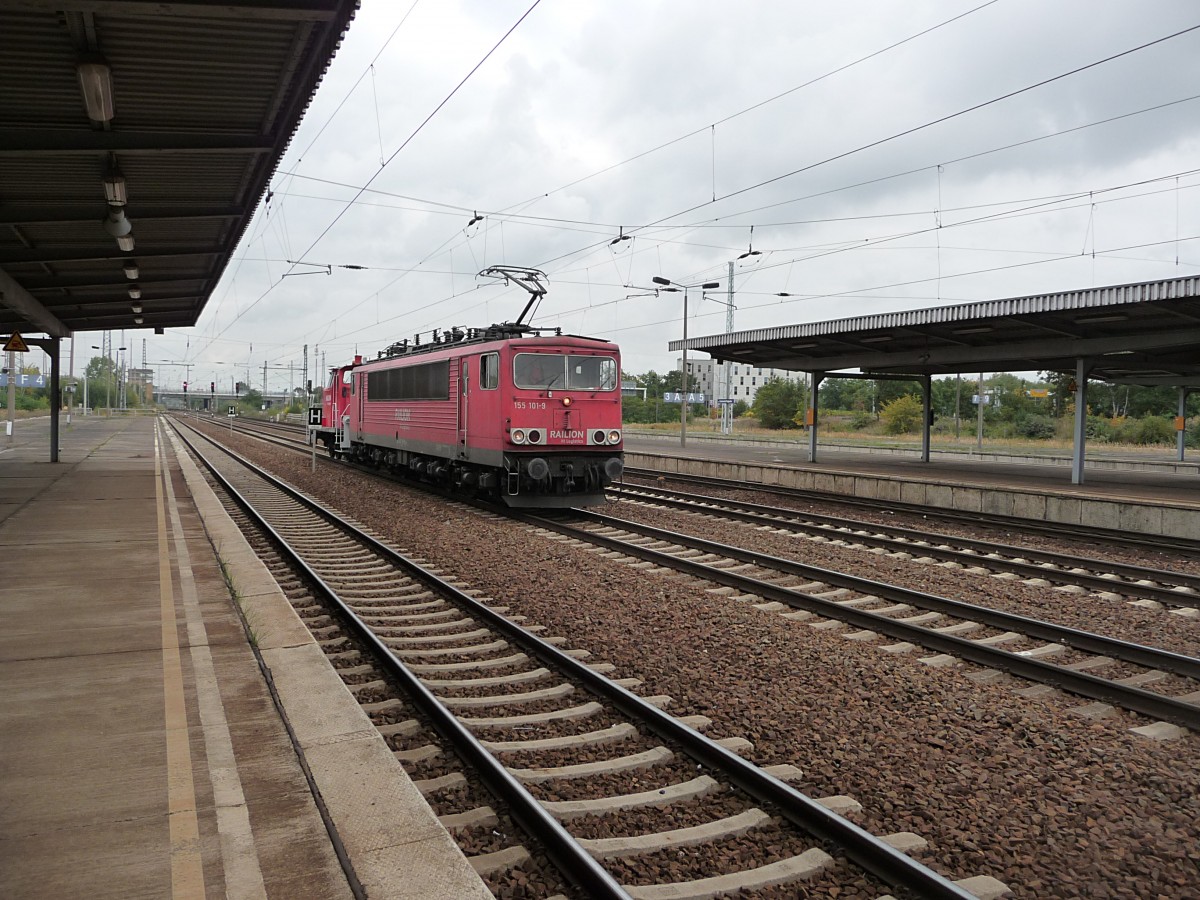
[501, 0, 1003, 209]
[582, 234, 1200, 341]
[254, 89, 1200, 243]
[529, 21, 1200, 276]
[250, 94, 1200, 362]
[262, 170, 1200, 365]
[200, 0, 543, 352]
[253, 164, 1200, 367]
[191, 1, 425, 362]
[179, 11, 1200, 373]
[225, 0, 1006, 361]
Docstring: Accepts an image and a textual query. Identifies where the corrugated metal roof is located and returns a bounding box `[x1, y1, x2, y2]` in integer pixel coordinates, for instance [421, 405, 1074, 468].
[681, 276, 1200, 349]
[672, 275, 1200, 387]
[0, 0, 358, 338]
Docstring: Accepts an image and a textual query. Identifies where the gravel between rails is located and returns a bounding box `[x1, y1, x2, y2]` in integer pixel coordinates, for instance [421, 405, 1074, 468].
[626, 475, 1200, 578]
[206, 426, 1200, 899]
[595, 501, 1200, 660]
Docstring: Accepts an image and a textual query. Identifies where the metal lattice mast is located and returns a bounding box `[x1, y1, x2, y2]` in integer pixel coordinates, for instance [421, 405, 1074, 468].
[720, 262, 736, 434]
[726, 261, 735, 334]
[103, 330, 112, 412]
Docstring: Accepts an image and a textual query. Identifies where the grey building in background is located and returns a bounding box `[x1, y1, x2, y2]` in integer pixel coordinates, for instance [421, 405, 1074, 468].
[680, 357, 805, 406]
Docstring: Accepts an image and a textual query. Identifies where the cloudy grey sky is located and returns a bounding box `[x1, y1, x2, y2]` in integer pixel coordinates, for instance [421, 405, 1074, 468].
[104, 0, 1200, 391]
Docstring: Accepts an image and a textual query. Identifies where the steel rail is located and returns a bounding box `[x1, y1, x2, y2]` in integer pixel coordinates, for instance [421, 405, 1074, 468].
[540, 509, 1200, 731]
[608, 484, 1200, 606]
[169, 417, 977, 900]
[623, 467, 1200, 557]
[169, 420, 633, 899]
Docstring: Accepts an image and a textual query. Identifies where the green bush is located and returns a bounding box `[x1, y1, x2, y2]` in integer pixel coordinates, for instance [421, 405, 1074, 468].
[1117, 415, 1175, 446]
[16, 392, 48, 411]
[1085, 416, 1114, 442]
[1016, 414, 1056, 440]
[754, 377, 806, 429]
[620, 396, 704, 425]
[850, 410, 874, 429]
[880, 394, 923, 434]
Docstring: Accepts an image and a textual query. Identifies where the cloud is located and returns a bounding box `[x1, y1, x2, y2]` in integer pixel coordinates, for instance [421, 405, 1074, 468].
[122, 0, 1200, 389]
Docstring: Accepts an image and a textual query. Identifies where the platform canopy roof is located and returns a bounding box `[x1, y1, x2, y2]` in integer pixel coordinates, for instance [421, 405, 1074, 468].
[0, 0, 358, 339]
[673, 275, 1200, 388]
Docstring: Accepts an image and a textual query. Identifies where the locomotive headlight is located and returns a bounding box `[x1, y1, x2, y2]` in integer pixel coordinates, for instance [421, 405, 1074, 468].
[607, 429, 621, 444]
[562, 396, 573, 407]
[511, 429, 527, 444]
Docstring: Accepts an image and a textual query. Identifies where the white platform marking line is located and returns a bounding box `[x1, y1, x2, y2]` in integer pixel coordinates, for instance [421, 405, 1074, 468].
[161, 422, 268, 900]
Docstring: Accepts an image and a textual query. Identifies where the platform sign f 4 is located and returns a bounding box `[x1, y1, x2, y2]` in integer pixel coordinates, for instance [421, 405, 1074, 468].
[3, 332, 29, 353]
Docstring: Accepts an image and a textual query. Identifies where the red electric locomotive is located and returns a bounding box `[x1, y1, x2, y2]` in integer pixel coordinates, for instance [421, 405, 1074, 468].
[310, 270, 624, 507]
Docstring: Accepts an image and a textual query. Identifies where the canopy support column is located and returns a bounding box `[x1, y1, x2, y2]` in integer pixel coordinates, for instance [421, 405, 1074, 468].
[808, 372, 823, 463]
[1070, 359, 1092, 485]
[49, 337, 60, 462]
[1178, 387, 1189, 463]
[921, 374, 932, 463]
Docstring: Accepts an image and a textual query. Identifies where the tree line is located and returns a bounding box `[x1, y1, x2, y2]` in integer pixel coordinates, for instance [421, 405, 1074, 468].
[622, 368, 1200, 447]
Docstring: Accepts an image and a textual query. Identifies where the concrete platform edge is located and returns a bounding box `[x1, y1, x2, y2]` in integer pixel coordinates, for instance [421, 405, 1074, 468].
[166, 426, 494, 900]
[627, 451, 1197, 540]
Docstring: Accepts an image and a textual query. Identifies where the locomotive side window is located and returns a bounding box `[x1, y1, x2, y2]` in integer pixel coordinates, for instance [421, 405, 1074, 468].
[366, 360, 450, 401]
[479, 353, 499, 390]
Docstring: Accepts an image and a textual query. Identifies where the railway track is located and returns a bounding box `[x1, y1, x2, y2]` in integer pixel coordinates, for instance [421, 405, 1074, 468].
[203, 426, 1200, 578]
[182, 414, 1200, 732]
[609, 482, 1200, 610]
[516, 509, 1200, 738]
[623, 467, 1200, 558]
[167, 416, 1007, 899]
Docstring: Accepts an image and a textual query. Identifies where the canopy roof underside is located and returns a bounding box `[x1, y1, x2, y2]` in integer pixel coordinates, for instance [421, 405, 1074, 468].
[0, 0, 358, 338]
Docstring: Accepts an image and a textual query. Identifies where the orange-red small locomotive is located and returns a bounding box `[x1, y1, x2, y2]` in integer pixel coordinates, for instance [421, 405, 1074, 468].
[310, 268, 624, 507]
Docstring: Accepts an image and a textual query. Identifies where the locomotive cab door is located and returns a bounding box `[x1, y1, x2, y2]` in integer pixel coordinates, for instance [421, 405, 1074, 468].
[457, 358, 468, 458]
[357, 370, 364, 440]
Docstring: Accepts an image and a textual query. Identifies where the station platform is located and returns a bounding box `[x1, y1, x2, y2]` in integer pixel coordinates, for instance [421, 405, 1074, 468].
[625, 432, 1200, 541]
[0, 415, 490, 900]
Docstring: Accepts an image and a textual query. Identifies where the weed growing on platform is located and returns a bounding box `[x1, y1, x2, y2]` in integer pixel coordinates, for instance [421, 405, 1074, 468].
[216, 545, 261, 648]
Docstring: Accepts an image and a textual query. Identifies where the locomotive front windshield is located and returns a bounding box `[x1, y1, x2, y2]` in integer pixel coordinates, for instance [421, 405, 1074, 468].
[514, 353, 617, 391]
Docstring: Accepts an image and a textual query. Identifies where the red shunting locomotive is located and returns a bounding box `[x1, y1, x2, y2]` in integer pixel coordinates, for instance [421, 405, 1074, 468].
[311, 321, 625, 507]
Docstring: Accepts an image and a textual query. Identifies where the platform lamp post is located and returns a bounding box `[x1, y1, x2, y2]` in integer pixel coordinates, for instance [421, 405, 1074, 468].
[652, 276, 721, 448]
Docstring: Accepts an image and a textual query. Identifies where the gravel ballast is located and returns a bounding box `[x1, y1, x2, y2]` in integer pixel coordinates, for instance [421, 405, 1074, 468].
[201, 426, 1200, 899]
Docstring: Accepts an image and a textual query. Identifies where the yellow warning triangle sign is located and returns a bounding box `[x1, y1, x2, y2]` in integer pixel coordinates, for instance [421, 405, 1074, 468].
[3, 332, 29, 353]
